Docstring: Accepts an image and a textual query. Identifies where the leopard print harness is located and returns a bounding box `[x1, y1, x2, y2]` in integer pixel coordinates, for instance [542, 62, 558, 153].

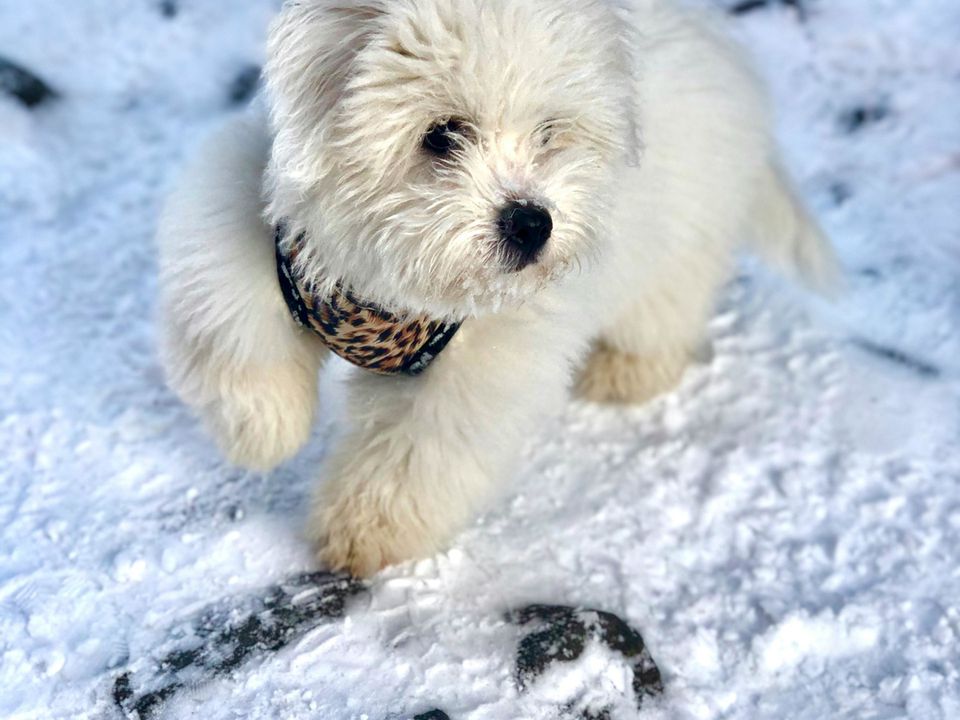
[275, 226, 461, 376]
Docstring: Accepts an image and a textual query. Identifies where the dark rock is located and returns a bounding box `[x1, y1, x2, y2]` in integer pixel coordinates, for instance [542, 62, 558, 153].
[159, 1, 178, 18]
[507, 604, 663, 714]
[591, 610, 664, 703]
[829, 181, 853, 206]
[111, 671, 134, 708]
[511, 605, 588, 690]
[229, 65, 261, 106]
[840, 103, 890, 134]
[412, 711, 452, 720]
[577, 707, 612, 720]
[729, 0, 808, 19]
[729, 0, 770, 14]
[113, 571, 365, 719]
[0, 57, 57, 108]
[122, 679, 182, 720]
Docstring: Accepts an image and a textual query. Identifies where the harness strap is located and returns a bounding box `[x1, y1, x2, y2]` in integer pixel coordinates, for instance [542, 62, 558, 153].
[274, 225, 461, 376]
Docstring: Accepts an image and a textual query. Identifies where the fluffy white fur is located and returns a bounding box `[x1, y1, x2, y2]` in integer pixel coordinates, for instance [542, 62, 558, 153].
[157, 0, 837, 577]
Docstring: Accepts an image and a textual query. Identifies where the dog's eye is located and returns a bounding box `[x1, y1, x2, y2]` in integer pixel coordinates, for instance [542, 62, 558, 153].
[539, 120, 559, 147]
[422, 119, 466, 157]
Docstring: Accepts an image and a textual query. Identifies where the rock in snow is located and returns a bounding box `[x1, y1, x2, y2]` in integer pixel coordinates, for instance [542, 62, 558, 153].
[509, 605, 663, 716]
[0, 56, 57, 107]
[411, 711, 451, 720]
[112, 572, 364, 719]
[228, 64, 261, 107]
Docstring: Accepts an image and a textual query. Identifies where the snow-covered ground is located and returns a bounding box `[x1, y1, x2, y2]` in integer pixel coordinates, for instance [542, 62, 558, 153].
[1, 0, 958, 718]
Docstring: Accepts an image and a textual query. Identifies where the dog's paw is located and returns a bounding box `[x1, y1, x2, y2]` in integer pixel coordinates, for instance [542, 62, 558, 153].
[575, 342, 690, 405]
[205, 364, 318, 472]
[210, 405, 312, 472]
[308, 492, 443, 578]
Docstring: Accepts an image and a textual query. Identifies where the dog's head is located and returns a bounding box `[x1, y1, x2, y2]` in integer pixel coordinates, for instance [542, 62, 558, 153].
[265, 0, 637, 317]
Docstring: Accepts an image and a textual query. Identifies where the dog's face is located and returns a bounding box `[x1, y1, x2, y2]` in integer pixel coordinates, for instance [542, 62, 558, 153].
[266, 0, 636, 317]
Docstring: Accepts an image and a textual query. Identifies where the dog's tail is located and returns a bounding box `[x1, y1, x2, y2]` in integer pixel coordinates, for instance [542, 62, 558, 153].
[747, 160, 841, 295]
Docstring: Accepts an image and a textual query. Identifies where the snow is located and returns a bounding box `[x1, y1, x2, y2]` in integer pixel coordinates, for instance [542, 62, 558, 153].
[1, 1, 958, 718]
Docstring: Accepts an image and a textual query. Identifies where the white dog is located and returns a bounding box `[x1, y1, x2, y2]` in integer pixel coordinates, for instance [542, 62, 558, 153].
[157, 0, 836, 577]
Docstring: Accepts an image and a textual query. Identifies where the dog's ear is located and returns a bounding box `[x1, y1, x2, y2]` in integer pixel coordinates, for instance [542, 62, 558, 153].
[265, 1, 384, 194]
[606, 1, 642, 167]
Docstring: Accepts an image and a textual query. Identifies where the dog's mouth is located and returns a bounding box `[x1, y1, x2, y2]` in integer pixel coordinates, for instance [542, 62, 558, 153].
[465, 245, 572, 307]
[502, 250, 543, 274]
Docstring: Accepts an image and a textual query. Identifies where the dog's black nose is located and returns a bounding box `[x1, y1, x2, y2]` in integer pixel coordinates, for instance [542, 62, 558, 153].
[497, 201, 553, 270]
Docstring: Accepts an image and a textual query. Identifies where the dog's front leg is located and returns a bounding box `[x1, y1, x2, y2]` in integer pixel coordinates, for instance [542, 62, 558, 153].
[157, 114, 329, 471]
[308, 314, 577, 577]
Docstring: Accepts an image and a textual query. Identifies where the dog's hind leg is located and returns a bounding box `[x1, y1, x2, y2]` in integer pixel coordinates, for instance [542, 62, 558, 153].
[576, 157, 836, 406]
[158, 113, 327, 470]
[575, 246, 731, 405]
